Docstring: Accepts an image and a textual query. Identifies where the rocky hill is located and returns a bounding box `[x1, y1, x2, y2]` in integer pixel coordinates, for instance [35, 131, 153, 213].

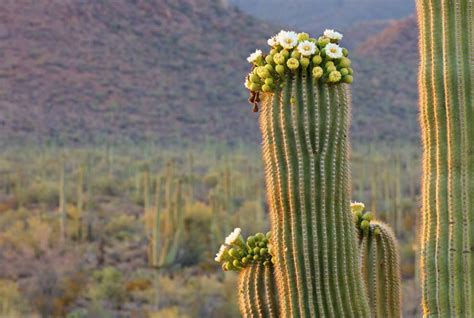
[0, 0, 272, 145]
[0, 0, 420, 146]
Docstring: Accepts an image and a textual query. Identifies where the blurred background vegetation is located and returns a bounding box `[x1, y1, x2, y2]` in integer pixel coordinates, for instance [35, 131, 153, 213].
[0, 0, 422, 317]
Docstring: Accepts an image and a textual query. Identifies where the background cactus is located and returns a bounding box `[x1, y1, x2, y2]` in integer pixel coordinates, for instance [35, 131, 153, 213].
[149, 162, 185, 268]
[417, 1, 474, 316]
[353, 203, 401, 318]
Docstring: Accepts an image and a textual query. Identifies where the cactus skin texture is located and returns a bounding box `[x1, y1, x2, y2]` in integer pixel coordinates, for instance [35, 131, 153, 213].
[238, 263, 279, 318]
[259, 70, 370, 317]
[358, 221, 401, 318]
[417, 0, 474, 316]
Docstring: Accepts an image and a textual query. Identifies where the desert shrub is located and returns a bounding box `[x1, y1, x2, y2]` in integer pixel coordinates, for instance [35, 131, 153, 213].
[89, 267, 126, 309]
[19, 180, 59, 206]
[179, 202, 212, 266]
[103, 214, 138, 241]
[0, 279, 30, 316]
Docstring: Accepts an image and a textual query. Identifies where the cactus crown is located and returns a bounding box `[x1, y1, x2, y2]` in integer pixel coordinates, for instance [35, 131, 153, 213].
[245, 29, 353, 111]
[214, 228, 273, 272]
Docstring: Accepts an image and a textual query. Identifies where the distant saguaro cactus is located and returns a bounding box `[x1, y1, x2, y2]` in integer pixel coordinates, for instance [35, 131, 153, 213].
[417, 0, 474, 316]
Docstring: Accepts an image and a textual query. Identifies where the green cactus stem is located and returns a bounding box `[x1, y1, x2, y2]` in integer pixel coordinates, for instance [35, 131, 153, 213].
[259, 72, 369, 317]
[417, 0, 474, 316]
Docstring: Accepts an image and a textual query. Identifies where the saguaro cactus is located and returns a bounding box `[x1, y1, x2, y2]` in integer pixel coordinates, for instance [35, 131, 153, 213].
[417, 1, 474, 316]
[150, 163, 185, 268]
[352, 202, 401, 318]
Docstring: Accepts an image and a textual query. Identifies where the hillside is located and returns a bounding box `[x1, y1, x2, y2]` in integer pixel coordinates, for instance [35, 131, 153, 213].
[351, 15, 419, 143]
[0, 0, 272, 145]
[0, 0, 420, 146]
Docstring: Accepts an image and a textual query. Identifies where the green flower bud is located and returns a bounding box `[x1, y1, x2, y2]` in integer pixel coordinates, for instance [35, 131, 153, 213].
[354, 210, 363, 221]
[242, 257, 249, 264]
[362, 212, 373, 222]
[233, 259, 242, 268]
[342, 48, 349, 56]
[249, 74, 260, 83]
[326, 65, 337, 73]
[300, 57, 310, 69]
[256, 66, 270, 79]
[266, 231, 272, 239]
[271, 257, 276, 264]
[361, 220, 370, 234]
[270, 48, 279, 55]
[265, 55, 274, 65]
[265, 78, 274, 85]
[253, 247, 260, 255]
[260, 248, 268, 256]
[263, 260, 270, 266]
[325, 61, 335, 68]
[343, 75, 353, 84]
[286, 57, 300, 70]
[255, 233, 265, 241]
[250, 83, 261, 91]
[258, 242, 266, 248]
[281, 49, 290, 58]
[229, 248, 240, 259]
[312, 55, 322, 65]
[348, 68, 353, 75]
[297, 32, 310, 41]
[291, 50, 301, 59]
[309, 37, 318, 43]
[317, 37, 330, 48]
[275, 64, 285, 75]
[224, 261, 233, 271]
[339, 68, 349, 76]
[328, 71, 342, 83]
[338, 57, 351, 68]
[253, 254, 260, 261]
[247, 235, 256, 247]
[312, 66, 324, 79]
[262, 84, 272, 92]
[273, 53, 286, 65]
[265, 64, 274, 72]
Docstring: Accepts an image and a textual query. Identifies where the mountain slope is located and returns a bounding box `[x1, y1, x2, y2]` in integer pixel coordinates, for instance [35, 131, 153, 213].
[351, 15, 419, 143]
[0, 1, 420, 146]
[0, 0, 272, 145]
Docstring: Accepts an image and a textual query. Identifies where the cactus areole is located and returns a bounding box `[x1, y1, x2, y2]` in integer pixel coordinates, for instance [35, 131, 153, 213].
[417, 0, 474, 316]
[253, 30, 369, 317]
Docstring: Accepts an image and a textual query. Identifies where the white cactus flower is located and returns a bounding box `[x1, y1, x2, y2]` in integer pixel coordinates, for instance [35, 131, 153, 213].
[351, 201, 365, 214]
[325, 43, 343, 59]
[215, 244, 228, 262]
[278, 31, 298, 49]
[247, 49, 263, 63]
[267, 36, 278, 47]
[225, 227, 242, 245]
[324, 29, 343, 41]
[297, 40, 317, 56]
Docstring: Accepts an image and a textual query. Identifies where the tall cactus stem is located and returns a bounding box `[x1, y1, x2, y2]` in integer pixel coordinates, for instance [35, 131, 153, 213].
[417, 0, 474, 316]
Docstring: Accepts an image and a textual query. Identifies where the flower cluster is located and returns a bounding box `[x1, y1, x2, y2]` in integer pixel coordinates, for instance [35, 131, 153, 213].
[245, 29, 353, 97]
[351, 201, 375, 237]
[215, 228, 274, 272]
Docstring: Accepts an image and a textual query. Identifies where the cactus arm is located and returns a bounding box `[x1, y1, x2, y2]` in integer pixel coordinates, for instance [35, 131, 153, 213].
[238, 263, 279, 318]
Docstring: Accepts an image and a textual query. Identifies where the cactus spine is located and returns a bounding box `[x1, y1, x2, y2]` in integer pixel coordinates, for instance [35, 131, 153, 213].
[259, 71, 369, 316]
[417, 0, 474, 316]
[238, 263, 278, 318]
